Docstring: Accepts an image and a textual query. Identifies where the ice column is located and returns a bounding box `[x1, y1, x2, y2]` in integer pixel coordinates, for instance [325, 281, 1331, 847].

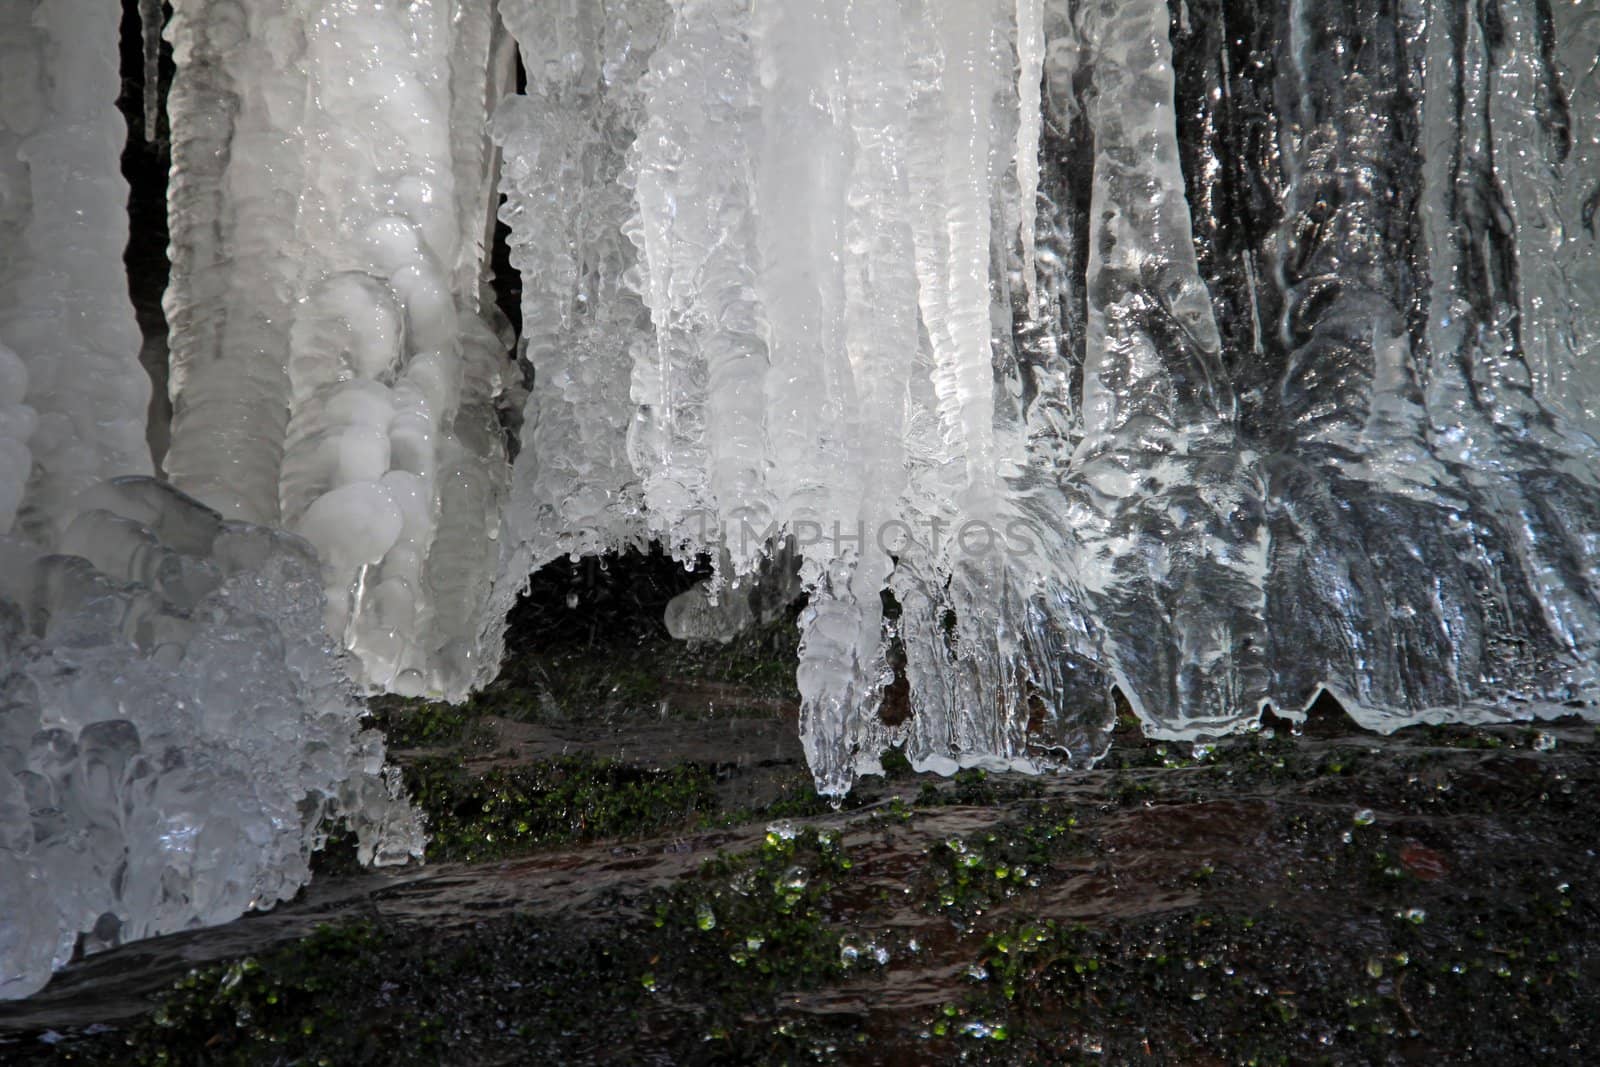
[0, 0, 153, 541]
[628, 0, 760, 564]
[163, 1, 510, 698]
[162, 0, 302, 525]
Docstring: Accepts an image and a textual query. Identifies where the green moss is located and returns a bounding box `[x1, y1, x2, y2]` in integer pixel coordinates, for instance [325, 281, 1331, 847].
[646, 825, 866, 998]
[108, 923, 393, 1066]
[366, 697, 490, 751]
[404, 755, 721, 862]
[917, 812, 1087, 919]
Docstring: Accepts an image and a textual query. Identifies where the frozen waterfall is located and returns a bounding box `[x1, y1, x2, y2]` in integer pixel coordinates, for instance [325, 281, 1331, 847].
[0, 0, 421, 1000]
[496, 0, 1600, 794]
[3, 0, 1600, 1000]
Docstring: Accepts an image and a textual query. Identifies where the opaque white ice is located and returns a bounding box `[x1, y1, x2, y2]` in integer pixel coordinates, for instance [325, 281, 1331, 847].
[163, 0, 510, 699]
[0, 0, 152, 542]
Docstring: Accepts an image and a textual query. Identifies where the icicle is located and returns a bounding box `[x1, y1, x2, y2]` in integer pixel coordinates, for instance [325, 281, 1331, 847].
[628, 0, 755, 563]
[164, 0, 508, 698]
[163, 0, 301, 524]
[1015, 0, 1045, 310]
[0, 0, 152, 541]
[491, 0, 665, 575]
[929, 1, 1001, 500]
[140, 0, 163, 139]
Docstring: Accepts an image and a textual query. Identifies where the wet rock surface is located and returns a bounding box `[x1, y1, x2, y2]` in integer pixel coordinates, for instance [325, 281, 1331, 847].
[5, 557, 1598, 1063]
[4, 703, 1596, 1064]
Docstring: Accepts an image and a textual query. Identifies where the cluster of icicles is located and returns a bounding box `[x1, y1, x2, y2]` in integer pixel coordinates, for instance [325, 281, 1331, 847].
[491, 0, 1600, 793]
[1, 0, 1598, 998]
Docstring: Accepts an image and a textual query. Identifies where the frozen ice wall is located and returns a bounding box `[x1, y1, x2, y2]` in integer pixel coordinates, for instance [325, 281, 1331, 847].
[0, 479, 422, 1000]
[0, 0, 153, 542]
[495, 0, 1600, 793]
[162, 0, 511, 699]
[0, 3, 422, 1000]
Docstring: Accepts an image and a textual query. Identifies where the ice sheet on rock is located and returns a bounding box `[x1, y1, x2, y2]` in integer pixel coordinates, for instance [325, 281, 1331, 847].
[0, 478, 422, 1001]
[1055, 0, 1268, 738]
[163, 1, 509, 700]
[1233, 0, 1600, 728]
[0, 0, 152, 542]
[495, 0, 1600, 794]
[1477, 0, 1600, 441]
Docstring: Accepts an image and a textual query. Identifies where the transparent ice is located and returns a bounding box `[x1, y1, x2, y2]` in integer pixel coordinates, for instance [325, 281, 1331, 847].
[495, 0, 1600, 793]
[5, 0, 1600, 1000]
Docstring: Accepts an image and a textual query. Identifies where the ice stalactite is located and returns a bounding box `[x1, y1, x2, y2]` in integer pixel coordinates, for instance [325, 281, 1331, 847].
[163, 0, 510, 698]
[140, 0, 164, 139]
[485, 0, 667, 640]
[0, 0, 153, 542]
[162, 0, 300, 525]
[628, 0, 755, 565]
[1015, 0, 1045, 310]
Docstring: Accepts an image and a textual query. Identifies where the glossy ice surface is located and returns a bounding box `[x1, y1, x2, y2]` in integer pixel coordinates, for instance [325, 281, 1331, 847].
[496, 0, 1600, 794]
[4, 0, 1599, 1000]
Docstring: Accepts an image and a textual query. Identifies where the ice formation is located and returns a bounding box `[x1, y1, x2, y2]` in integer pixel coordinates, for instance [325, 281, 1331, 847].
[0, 479, 423, 1000]
[483, 0, 664, 637]
[0, 0, 152, 543]
[161, 0, 512, 698]
[0, 1, 421, 1000]
[8, 0, 1600, 1002]
[492, 0, 1600, 793]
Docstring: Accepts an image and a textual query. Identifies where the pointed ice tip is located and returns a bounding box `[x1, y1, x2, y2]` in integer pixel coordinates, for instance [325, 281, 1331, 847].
[140, 0, 163, 140]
